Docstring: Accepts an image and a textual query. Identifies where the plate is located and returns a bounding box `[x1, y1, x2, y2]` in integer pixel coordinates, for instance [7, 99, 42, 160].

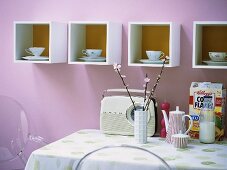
[139, 59, 167, 64]
[22, 56, 49, 61]
[203, 60, 227, 66]
[79, 56, 106, 62]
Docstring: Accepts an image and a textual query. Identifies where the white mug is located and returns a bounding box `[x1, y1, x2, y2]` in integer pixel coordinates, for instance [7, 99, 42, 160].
[209, 52, 227, 61]
[82, 49, 102, 58]
[146, 51, 164, 61]
[25, 47, 45, 56]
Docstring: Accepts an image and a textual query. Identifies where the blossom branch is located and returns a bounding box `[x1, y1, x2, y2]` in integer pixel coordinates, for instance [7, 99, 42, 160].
[144, 56, 168, 111]
[113, 64, 136, 111]
[143, 73, 150, 111]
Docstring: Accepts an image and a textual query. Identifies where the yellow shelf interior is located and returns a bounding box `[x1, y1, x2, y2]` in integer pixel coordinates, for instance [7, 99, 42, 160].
[142, 25, 170, 59]
[33, 24, 49, 57]
[86, 25, 107, 57]
[202, 26, 227, 61]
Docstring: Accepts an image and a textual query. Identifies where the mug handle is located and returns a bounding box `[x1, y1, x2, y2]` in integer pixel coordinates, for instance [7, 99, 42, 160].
[25, 48, 33, 56]
[82, 50, 87, 56]
[182, 115, 193, 135]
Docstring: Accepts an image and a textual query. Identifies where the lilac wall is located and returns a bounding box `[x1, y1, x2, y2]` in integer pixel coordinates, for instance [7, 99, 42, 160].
[0, 0, 227, 162]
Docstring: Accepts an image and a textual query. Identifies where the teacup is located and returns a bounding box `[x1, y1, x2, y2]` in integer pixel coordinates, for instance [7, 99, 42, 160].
[146, 51, 164, 61]
[209, 52, 227, 61]
[82, 49, 102, 58]
[25, 47, 45, 56]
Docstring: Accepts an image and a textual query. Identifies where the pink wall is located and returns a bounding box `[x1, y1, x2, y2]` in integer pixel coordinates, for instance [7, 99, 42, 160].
[0, 0, 227, 166]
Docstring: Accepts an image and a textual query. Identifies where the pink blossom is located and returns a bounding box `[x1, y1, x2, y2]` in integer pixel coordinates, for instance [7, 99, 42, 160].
[144, 77, 150, 83]
[113, 63, 121, 70]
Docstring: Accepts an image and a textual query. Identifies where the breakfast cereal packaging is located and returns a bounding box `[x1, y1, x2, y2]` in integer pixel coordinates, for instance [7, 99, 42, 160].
[189, 82, 226, 140]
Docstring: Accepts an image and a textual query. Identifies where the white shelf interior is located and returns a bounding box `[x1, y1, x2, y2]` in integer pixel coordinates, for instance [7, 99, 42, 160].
[68, 21, 122, 65]
[14, 21, 67, 63]
[193, 21, 227, 69]
[128, 22, 180, 67]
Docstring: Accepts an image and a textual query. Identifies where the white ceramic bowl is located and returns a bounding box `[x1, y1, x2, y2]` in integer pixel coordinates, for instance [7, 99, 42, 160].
[209, 52, 227, 61]
[146, 51, 164, 61]
[82, 49, 102, 58]
[25, 47, 45, 56]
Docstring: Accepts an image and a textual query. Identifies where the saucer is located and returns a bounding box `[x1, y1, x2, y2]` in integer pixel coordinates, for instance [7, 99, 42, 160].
[203, 60, 227, 66]
[22, 56, 49, 61]
[140, 59, 167, 64]
[79, 56, 106, 62]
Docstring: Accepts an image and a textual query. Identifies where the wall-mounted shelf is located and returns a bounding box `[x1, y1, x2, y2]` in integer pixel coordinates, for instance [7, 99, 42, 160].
[68, 21, 122, 65]
[14, 21, 67, 63]
[193, 21, 227, 69]
[128, 22, 180, 67]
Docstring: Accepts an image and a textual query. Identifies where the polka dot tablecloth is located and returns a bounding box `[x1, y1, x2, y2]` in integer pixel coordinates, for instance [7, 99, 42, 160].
[25, 129, 227, 170]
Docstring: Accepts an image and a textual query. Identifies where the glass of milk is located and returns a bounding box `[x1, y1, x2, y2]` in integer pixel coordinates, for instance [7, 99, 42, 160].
[199, 108, 215, 143]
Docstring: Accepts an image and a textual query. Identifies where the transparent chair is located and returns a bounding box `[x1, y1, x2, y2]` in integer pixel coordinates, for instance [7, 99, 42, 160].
[0, 95, 48, 170]
[74, 144, 171, 170]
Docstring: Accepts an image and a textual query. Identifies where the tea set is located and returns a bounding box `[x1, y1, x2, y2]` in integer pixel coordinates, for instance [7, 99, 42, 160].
[22, 47, 48, 61]
[79, 49, 106, 62]
[140, 50, 166, 64]
[203, 52, 227, 66]
[161, 106, 193, 148]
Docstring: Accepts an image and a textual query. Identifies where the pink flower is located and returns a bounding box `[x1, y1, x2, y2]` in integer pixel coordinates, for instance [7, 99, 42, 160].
[113, 63, 121, 70]
[161, 56, 169, 61]
[144, 77, 150, 83]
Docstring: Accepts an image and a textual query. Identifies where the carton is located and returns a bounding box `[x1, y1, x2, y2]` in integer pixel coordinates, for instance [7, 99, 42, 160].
[189, 82, 226, 140]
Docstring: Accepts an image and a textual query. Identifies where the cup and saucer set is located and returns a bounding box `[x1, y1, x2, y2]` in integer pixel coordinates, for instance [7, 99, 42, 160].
[79, 49, 106, 62]
[203, 52, 227, 66]
[22, 47, 49, 61]
[140, 51, 168, 64]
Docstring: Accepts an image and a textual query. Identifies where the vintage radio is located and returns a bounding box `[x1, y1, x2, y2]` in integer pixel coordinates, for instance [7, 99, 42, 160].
[100, 89, 157, 136]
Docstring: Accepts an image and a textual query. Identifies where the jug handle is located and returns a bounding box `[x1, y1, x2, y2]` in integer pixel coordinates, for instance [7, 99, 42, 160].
[182, 115, 193, 135]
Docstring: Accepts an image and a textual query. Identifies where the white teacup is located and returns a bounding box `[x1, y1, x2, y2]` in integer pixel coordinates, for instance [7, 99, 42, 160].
[25, 47, 45, 56]
[82, 49, 102, 58]
[146, 51, 164, 61]
[209, 52, 227, 61]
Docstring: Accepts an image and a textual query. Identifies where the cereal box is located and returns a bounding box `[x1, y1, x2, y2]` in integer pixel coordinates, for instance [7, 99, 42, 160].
[189, 82, 226, 140]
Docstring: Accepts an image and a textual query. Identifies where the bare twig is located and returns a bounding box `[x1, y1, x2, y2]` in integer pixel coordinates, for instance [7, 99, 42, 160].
[114, 65, 136, 111]
[145, 57, 167, 111]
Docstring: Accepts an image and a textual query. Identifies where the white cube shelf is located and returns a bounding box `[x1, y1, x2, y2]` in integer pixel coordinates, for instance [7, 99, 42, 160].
[68, 21, 122, 65]
[193, 21, 227, 69]
[128, 22, 180, 67]
[14, 21, 67, 63]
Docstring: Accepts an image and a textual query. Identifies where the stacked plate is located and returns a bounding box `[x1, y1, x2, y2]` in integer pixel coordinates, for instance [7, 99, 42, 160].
[22, 56, 49, 61]
[79, 56, 106, 62]
[139, 59, 169, 64]
[203, 60, 227, 66]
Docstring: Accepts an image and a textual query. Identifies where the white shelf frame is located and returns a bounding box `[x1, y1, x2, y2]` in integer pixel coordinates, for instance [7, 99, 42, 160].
[193, 21, 227, 69]
[68, 21, 122, 65]
[14, 21, 67, 63]
[128, 22, 180, 67]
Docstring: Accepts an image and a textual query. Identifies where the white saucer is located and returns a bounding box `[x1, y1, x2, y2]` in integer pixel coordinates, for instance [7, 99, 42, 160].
[140, 59, 167, 64]
[79, 56, 106, 62]
[22, 56, 49, 61]
[203, 60, 227, 66]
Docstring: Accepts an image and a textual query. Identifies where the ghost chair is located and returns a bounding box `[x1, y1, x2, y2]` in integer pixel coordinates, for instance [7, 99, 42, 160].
[75, 144, 171, 170]
[0, 95, 48, 170]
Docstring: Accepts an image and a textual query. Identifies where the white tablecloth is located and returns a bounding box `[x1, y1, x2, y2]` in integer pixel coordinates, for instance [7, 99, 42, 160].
[25, 129, 227, 170]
